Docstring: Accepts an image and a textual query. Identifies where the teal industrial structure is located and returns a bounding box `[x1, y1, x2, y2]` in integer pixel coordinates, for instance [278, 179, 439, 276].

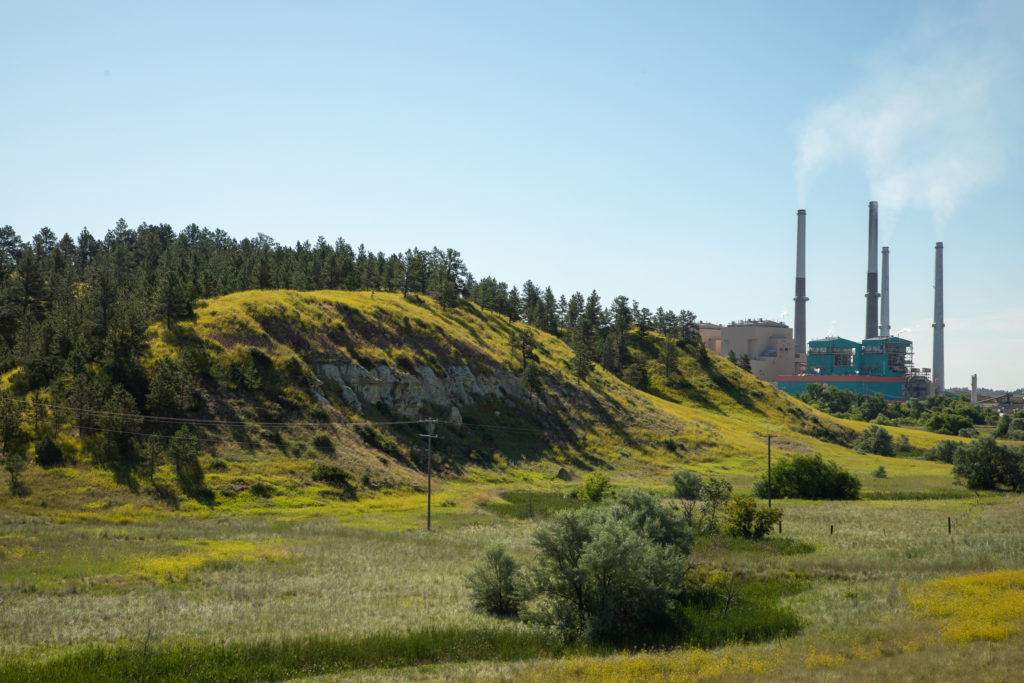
[777, 336, 932, 401]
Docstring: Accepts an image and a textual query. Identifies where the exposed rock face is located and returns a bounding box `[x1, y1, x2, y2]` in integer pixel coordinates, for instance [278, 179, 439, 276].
[316, 362, 528, 418]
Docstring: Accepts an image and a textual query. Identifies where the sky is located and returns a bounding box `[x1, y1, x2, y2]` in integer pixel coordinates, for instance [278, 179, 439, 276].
[3, 0, 1023, 390]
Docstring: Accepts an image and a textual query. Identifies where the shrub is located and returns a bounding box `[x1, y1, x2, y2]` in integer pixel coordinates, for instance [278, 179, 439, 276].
[852, 425, 894, 456]
[925, 440, 959, 463]
[671, 469, 702, 500]
[465, 545, 521, 616]
[723, 496, 783, 539]
[577, 471, 611, 502]
[311, 434, 335, 454]
[927, 411, 974, 436]
[873, 465, 888, 478]
[208, 458, 229, 471]
[754, 454, 860, 500]
[952, 435, 1024, 491]
[1007, 430, 1024, 442]
[895, 434, 913, 454]
[994, 415, 1010, 438]
[249, 481, 275, 497]
[34, 435, 65, 468]
[524, 489, 691, 644]
[958, 427, 980, 438]
[353, 424, 402, 458]
[312, 463, 352, 488]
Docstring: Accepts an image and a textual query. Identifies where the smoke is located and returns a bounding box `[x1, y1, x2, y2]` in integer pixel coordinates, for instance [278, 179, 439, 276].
[894, 327, 912, 337]
[780, 309, 788, 321]
[795, 1, 1024, 226]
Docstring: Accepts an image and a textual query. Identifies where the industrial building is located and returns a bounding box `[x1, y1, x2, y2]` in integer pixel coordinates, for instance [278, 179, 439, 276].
[773, 202, 943, 402]
[777, 336, 931, 401]
[700, 320, 797, 383]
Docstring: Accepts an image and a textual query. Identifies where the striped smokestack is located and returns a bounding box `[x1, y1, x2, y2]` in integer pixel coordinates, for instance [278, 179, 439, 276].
[865, 201, 880, 339]
[933, 242, 944, 394]
[880, 246, 890, 337]
[794, 209, 808, 359]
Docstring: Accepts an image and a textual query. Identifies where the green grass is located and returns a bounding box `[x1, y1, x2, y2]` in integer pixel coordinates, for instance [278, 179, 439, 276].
[0, 627, 576, 682]
[480, 490, 585, 519]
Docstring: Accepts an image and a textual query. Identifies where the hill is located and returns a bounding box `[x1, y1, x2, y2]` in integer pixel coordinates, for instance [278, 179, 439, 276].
[3, 289, 959, 515]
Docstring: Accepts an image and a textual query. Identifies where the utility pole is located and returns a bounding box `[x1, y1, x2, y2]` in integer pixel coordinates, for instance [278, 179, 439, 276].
[420, 418, 438, 530]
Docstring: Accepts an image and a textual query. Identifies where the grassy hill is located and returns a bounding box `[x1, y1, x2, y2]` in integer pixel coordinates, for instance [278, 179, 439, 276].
[4, 289, 961, 517]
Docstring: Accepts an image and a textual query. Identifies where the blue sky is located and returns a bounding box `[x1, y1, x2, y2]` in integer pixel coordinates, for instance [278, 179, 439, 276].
[3, 1, 1022, 389]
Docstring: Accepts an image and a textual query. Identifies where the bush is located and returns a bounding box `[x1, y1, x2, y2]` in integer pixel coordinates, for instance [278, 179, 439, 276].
[34, 435, 65, 468]
[353, 424, 402, 458]
[951, 435, 1024, 491]
[465, 545, 521, 616]
[994, 415, 1010, 438]
[852, 425, 894, 456]
[754, 454, 860, 500]
[671, 470, 702, 500]
[577, 471, 611, 502]
[927, 411, 974, 436]
[312, 463, 353, 488]
[872, 465, 888, 478]
[1007, 430, 1024, 442]
[524, 489, 692, 644]
[925, 440, 959, 463]
[723, 496, 783, 539]
[311, 434, 335, 454]
[958, 427, 980, 438]
[895, 434, 913, 454]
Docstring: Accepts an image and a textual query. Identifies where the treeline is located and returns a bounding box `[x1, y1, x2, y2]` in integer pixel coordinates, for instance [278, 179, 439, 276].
[798, 384, 995, 435]
[0, 221, 699, 479]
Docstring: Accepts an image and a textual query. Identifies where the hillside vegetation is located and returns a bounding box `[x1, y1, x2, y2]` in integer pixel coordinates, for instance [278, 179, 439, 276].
[2, 288, 960, 514]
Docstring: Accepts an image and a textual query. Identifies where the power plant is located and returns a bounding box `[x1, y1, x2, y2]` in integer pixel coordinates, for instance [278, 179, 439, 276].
[774, 201, 940, 401]
[699, 200, 947, 400]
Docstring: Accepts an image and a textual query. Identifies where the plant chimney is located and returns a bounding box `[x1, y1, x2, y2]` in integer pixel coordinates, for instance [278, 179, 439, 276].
[865, 201, 879, 339]
[933, 242, 945, 394]
[794, 209, 808, 362]
[880, 246, 890, 337]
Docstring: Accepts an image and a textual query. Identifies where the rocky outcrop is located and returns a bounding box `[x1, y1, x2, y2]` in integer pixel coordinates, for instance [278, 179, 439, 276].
[316, 362, 529, 418]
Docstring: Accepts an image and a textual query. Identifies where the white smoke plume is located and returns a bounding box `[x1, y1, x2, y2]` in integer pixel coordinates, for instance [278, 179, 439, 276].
[795, 1, 1024, 226]
[894, 327, 912, 337]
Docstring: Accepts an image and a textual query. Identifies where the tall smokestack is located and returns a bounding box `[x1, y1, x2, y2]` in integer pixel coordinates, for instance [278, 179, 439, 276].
[880, 246, 890, 337]
[865, 201, 880, 339]
[933, 242, 945, 394]
[794, 209, 808, 359]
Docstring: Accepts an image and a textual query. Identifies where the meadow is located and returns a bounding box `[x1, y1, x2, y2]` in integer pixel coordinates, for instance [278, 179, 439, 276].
[2, 481, 1023, 681]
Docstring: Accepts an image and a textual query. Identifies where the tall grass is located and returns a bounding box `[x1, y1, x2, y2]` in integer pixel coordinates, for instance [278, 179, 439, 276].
[0, 626, 574, 682]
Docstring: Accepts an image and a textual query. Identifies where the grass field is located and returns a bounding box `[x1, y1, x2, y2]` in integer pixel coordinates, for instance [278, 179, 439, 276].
[2, 290, 1020, 680]
[2, 485, 1023, 681]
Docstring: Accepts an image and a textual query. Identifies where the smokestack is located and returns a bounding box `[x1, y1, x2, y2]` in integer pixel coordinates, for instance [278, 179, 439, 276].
[794, 209, 808, 359]
[933, 242, 945, 394]
[971, 374, 978, 405]
[865, 201, 879, 339]
[880, 246, 890, 337]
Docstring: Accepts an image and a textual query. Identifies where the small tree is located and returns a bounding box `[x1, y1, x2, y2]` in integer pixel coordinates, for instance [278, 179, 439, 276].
[465, 544, 521, 616]
[754, 454, 860, 500]
[724, 496, 783, 539]
[34, 434, 64, 468]
[738, 354, 752, 372]
[0, 394, 29, 494]
[952, 435, 1024, 491]
[852, 425, 894, 456]
[578, 471, 612, 502]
